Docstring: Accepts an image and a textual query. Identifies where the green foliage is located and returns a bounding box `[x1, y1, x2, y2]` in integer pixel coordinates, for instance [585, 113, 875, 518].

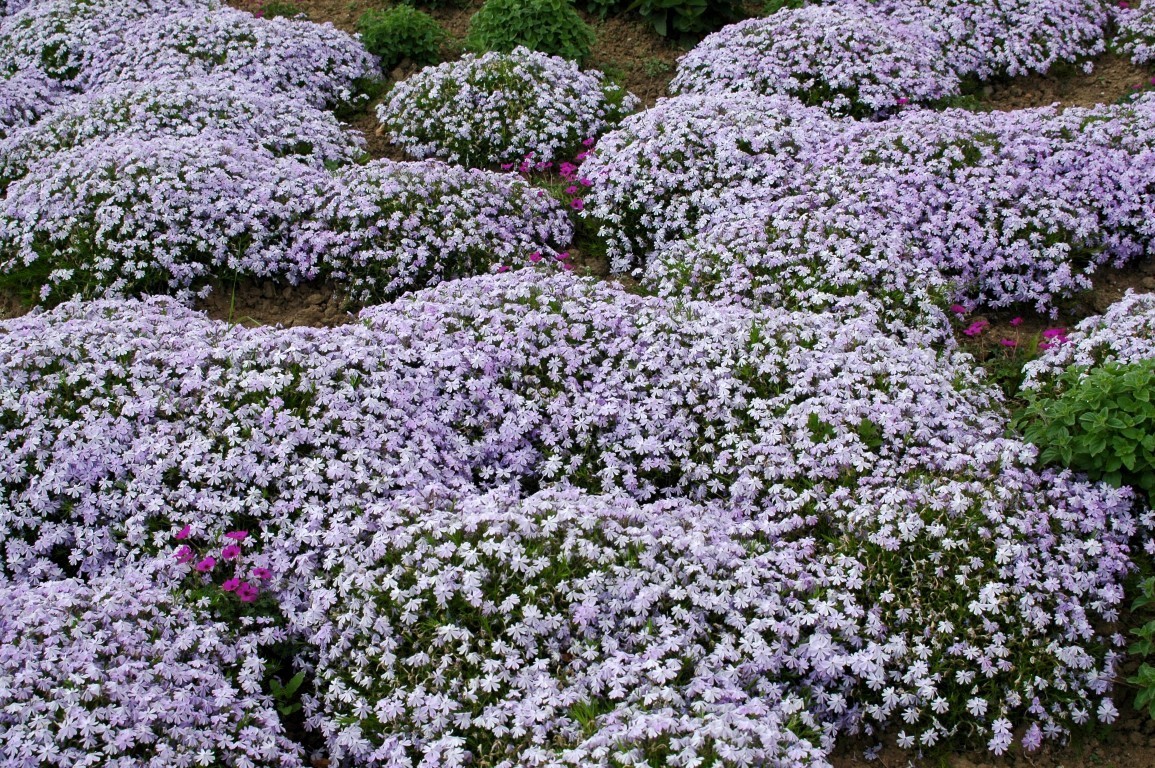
[268, 669, 307, 716]
[1017, 359, 1155, 502]
[356, 6, 446, 72]
[1129, 578, 1155, 718]
[762, 0, 805, 15]
[630, 0, 745, 40]
[466, 0, 596, 62]
[260, 1, 307, 19]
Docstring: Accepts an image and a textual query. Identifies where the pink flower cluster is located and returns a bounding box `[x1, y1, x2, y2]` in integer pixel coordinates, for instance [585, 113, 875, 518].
[174, 526, 270, 603]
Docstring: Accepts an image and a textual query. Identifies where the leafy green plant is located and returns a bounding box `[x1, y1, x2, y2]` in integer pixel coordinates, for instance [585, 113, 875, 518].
[466, 0, 596, 62]
[582, 0, 742, 41]
[268, 669, 308, 716]
[1017, 359, 1155, 501]
[763, 0, 805, 14]
[356, 6, 446, 72]
[260, 1, 307, 19]
[1129, 578, 1155, 718]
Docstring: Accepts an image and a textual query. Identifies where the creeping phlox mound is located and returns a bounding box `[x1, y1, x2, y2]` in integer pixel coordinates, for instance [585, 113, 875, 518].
[640, 196, 954, 344]
[376, 46, 639, 168]
[0, 136, 329, 302]
[855, 0, 1108, 78]
[670, 7, 960, 117]
[76, 6, 379, 110]
[0, 566, 304, 768]
[579, 93, 840, 273]
[585, 96, 1155, 312]
[307, 159, 573, 302]
[0, 273, 1134, 763]
[1023, 291, 1155, 392]
[0, 0, 220, 82]
[0, 69, 66, 139]
[1115, 0, 1155, 64]
[0, 77, 365, 194]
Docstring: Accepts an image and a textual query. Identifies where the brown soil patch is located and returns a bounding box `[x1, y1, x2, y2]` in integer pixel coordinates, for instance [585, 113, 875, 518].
[194, 278, 354, 327]
[981, 53, 1153, 111]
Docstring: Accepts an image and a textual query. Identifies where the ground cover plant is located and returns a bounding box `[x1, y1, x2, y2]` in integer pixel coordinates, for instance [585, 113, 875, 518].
[0, 77, 365, 193]
[670, 7, 960, 117]
[6, 0, 1155, 764]
[376, 47, 639, 167]
[306, 159, 573, 301]
[356, 5, 446, 72]
[466, 0, 595, 61]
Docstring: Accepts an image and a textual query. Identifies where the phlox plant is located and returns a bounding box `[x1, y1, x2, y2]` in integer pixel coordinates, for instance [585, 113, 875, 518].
[863, 0, 1109, 79]
[0, 77, 366, 194]
[0, 273, 1138, 760]
[0, 565, 304, 767]
[75, 6, 382, 110]
[0, 69, 67, 139]
[306, 158, 574, 302]
[376, 47, 639, 168]
[669, 7, 960, 117]
[1114, 0, 1155, 64]
[640, 195, 955, 345]
[0, 0, 220, 82]
[0, 136, 329, 304]
[579, 93, 841, 274]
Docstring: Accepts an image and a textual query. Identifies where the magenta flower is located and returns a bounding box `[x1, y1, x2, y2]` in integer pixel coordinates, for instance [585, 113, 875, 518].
[582, 137, 597, 147]
[562, 262, 574, 271]
[578, 177, 591, 187]
[1010, 317, 1023, 326]
[236, 582, 259, 602]
[175, 524, 191, 540]
[571, 198, 585, 211]
[962, 320, 989, 337]
[195, 556, 216, 572]
[221, 544, 242, 560]
[1041, 328, 1068, 340]
[223, 530, 248, 541]
[1000, 338, 1018, 348]
[559, 162, 577, 179]
[175, 545, 195, 564]
[565, 185, 580, 195]
[897, 97, 910, 106]
[496, 264, 510, 273]
[555, 251, 570, 261]
[949, 304, 967, 315]
[500, 163, 513, 171]
[252, 567, 273, 581]
[529, 252, 543, 263]
[221, 578, 241, 592]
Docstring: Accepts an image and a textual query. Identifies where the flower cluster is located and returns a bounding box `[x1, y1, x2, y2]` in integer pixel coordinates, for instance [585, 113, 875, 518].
[579, 93, 840, 273]
[0, 136, 330, 303]
[874, 0, 1109, 78]
[670, 8, 960, 117]
[174, 527, 274, 604]
[76, 6, 380, 110]
[306, 159, 573, 302]
[0, 0, 219, 82]
[1022, 291, 1155, 393]
[1106, 0, 1155, 64]
[376, 46, 639, 168]
[640, 195, 954, 344]
[0, 566, 303, 767]
[0, 273, 1136, 760]
[0, 69, 66, 139]
[0, 77, 365, 193]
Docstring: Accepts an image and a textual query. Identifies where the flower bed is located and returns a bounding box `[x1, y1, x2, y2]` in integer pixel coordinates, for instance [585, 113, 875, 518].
[0, 69, 66, 139]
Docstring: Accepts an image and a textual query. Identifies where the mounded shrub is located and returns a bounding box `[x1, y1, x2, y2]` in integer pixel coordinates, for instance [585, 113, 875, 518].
[308, 159, 574, 302]
[0, 77, 365, 194]
[578, 93, 840, 273]
[376, 46, 638, 168]
[77, 6, 381, 110]
[0, 0, 218, 82]
[0, 567, 303, 767]
[466, 0, 595, 62]
[0, 136, 329, 303]
[670, 7, 959, 117]
[356, 5, 445, 72]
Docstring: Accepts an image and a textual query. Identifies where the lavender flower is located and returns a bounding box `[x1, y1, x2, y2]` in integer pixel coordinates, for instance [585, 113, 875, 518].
[579, 93, 840, 273]
[670, 8, 959, 117]
[0, 68, 67, 139]
[0, 136, 329, 303]
[76, 7, 381, 110]
[308, 159, 572, 302]
[0, 567, 303, 767]
[376, 46, 639, 168]
[0, 77, 365, 193]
